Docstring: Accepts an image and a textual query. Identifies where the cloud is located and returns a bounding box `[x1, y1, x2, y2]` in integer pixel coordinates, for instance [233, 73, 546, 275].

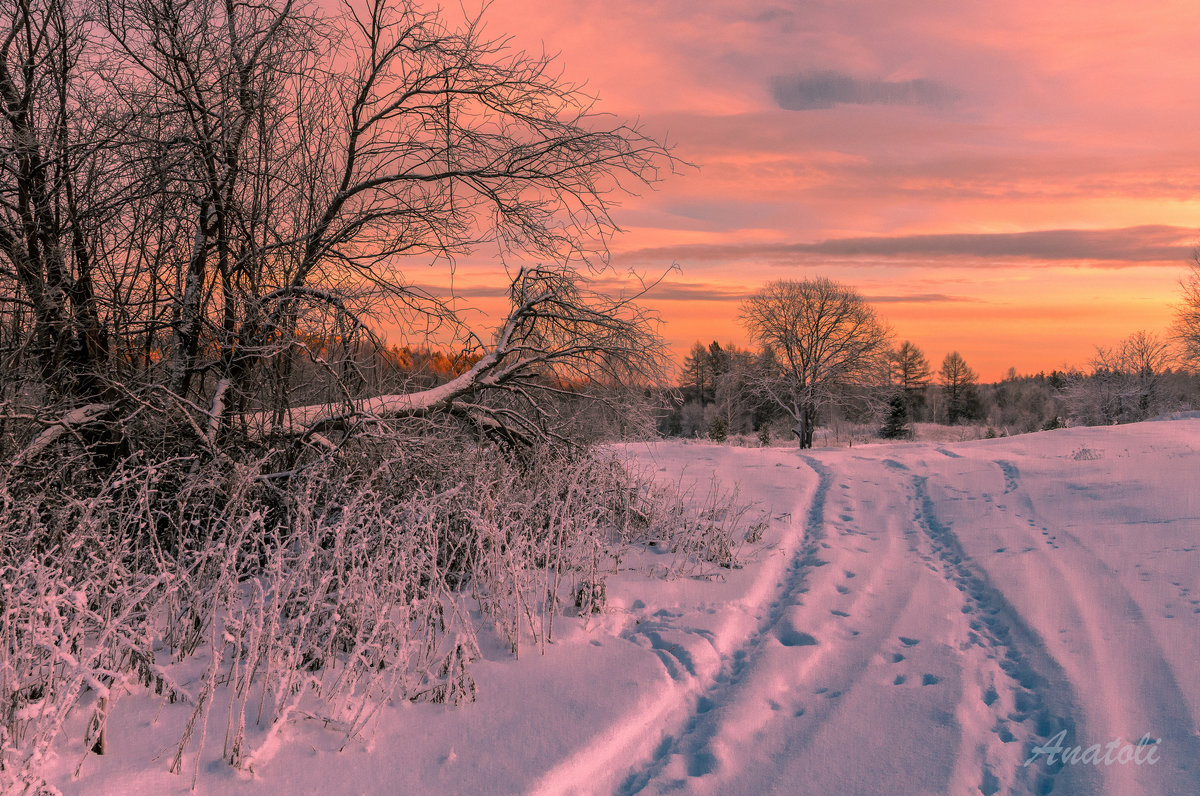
[407, 276, 973, 306]
[633, 282, 749, 301]
[619, 225, 1198, 267]
[609, 280, 976, 305]
[401, 278, 750, 303]
[864, 293, 977, 304]
[769, 70, 958, 111]
[797, 225, 1195, 261]
[405, 283, 507, 299]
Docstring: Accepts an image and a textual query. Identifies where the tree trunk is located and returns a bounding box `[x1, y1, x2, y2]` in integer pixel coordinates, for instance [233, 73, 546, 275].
[169, 205, 212, 398]
[792, 405, 816, 449]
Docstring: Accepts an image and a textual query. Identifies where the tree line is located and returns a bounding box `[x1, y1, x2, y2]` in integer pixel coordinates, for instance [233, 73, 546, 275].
[657, 275, 1200, 446]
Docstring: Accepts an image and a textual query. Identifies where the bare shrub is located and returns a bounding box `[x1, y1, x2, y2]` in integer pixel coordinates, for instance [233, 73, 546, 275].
[0, 431, 746, 789]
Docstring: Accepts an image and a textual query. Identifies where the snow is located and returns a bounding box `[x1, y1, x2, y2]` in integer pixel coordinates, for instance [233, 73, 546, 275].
[42, 419, 1200, 794]
[10, 403, 110, 467]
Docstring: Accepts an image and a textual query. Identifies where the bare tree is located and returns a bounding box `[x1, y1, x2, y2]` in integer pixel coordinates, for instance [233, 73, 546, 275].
[889, 339, 932, 422]
[740, 277, 892, 448]
[1094, 330, 1172, 376]
[890, 341, 932, 391]
[1069, 330, 1174, 425]
[0, 0, 114, 401]
[711, 343, 757, 436]
[0, 0, 677, 461]
[680, 341, 717, 405]
[939, 351, 980, 425]
[1175, 255, 1200, 370]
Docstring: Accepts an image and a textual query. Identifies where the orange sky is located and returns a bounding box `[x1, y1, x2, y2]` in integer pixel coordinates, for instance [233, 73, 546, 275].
[421, 0, 1200, 380]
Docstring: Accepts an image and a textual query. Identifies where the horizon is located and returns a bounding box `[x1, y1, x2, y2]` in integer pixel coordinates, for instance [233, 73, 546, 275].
[414, 0, 1200, 382]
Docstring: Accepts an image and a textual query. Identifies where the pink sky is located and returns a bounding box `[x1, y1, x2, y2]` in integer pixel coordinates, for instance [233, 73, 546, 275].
[436, 0, 1200, 379]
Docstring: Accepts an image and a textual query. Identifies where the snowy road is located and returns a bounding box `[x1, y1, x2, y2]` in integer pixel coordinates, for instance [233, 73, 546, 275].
[593, 425, 1200, 795]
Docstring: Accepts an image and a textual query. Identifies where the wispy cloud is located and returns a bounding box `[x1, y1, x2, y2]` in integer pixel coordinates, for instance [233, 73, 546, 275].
[629, 282, 748, 301]
[614, 280, 978, 305]
[404, 277, 975, 306]
[865, 293, 978, 304]
[769, 70, 958, 111]
[405, 283, 507, 299]
[620, 226, 1198, 267]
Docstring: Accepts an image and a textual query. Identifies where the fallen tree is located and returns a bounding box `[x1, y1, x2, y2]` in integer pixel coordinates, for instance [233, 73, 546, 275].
[4, 265, 668, 465]
[236, 266, 668, 445]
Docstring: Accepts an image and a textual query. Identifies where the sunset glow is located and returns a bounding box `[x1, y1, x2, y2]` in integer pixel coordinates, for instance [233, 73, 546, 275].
[447, 0, 1200, 379]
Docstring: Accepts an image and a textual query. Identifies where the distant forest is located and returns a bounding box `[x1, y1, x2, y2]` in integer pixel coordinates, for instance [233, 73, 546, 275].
[367, 334, 1200, 445]
[656, 337, 1200, 443]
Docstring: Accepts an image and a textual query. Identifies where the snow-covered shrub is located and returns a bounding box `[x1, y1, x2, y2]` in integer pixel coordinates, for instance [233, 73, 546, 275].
[1070, 446, 1103, 461]
[1, 431, 745, 789]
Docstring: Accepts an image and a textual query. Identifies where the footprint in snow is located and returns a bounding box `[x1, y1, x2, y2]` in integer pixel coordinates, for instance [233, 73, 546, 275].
[776, 628, 819, 647]
[687, 751, 717, 777]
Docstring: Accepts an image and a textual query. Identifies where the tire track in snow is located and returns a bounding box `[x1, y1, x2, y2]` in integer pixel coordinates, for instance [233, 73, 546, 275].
[618, 453, 976, 795]
[613, 456, 835, 794]
[983, 459, 1200, 794]
[1040, 522, 1200, 787]
[912, 473, 1099, 795]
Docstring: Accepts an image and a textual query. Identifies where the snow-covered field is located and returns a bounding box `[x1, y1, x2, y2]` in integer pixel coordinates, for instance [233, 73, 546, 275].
[47, 419, 1200, 794]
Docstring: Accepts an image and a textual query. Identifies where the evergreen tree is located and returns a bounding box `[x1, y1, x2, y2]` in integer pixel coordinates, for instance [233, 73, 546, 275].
[879, 394, 912, 439]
